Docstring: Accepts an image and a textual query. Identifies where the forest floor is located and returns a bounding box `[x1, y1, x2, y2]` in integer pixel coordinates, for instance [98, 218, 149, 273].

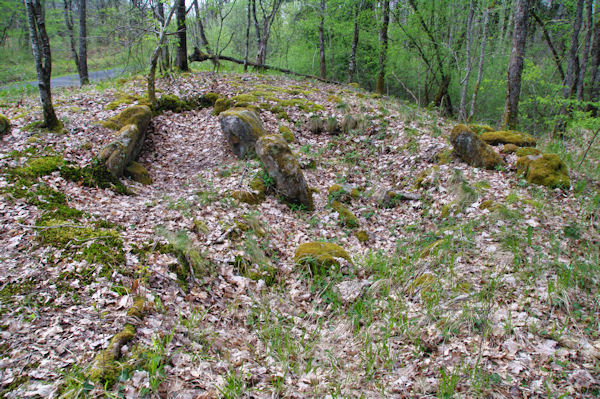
[0, 71, 599, 398]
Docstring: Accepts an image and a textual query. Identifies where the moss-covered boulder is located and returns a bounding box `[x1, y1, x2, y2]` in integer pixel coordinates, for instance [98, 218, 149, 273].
[255, 134, 314, 210]
[232, 190, 264, 204]
[213, 97, 233, 115]
[501, 143, 519, 154]
[450, 124, 504, 170]
[125, 161, 152, 185]
[98, 105, 152, 178]
[279, 125, 295, 143]
[219, 108, 266, 158]
[156, 94, 189, 113]
[516, 154, 570, 189]
[515, 147, 541, 157]
[355, 230, 369, 243]
[100, 105, 152, 132]
[0, 114, 10, 136]
[480, 130, 536, 147]
[331, 200, 359, 228]
[198, 92, 220, 108]
[294, 242, 352, 275]
[328, 184, 358, 203]
[469, 124, 495, 134]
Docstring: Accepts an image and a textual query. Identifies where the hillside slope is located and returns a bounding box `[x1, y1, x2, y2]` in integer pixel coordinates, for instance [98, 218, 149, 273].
[0, 72, 598, 398]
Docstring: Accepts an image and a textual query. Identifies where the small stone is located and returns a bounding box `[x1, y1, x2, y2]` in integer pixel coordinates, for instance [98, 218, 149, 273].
[450, 124, 504, 170]
[125, 161, 152, 185]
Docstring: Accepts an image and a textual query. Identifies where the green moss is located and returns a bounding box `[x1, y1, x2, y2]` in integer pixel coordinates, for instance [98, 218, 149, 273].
[60, 159, 129, 194]
[213, 97, 233, 115]
[515, 147, 541, 157]
[479, 200, 498, 211]
[249, 177, 267, 194]
[198, 92, 221, 107]
[480, 130, 537, 147]
[516, 153, 570, 189]
[105, 94, 139, 110]
[501, 143, 519, 154]
[327, 94, 342, 103]
[232, 93, 258, 103]
[468, 124, 495, 134]
[331, 200, 359, 228]
[232, 190, 265, 204]
[414, 168, 433, 189]
[220, 107, 266, 142]
[0, 114, 10, 136]
[87, 323, 136, 383]
[279, 125, 295, 142]
[12, 155, 64, 179]
[355, 230, 369, 243]
[125, 161, 152, 185]
[294, 242, 352, 276]
[156, 94, 190, 113]
[100, 105, 152, 131]
[450, 124, 504, 169]
[440, 204, 451, 218]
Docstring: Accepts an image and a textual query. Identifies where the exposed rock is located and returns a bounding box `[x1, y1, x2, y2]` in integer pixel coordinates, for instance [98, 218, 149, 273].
[331, 200, 359, 228]
[373, 189, 420, 208]
[125, 161, 152, 185]
[97, 105, 152, 178]
[450, 124, 504, 169]
[334, 279, 371, 303]
[219, 107, 266, 158]
[0, 114, 10, 136]
[516, 153, 570, 189]
[294, 242, 352, 275]
[231, 190, 264, 204]
[255, 134, 314, 210]
[480, 130, 536, 147]
[100, 105, 152, 131]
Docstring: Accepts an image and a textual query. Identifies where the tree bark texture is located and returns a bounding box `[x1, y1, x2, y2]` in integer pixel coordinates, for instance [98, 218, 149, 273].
[149, 3, 177, 107]
[175, 0, 188, 71]
[589, 3, 600, 109]
[318, 0, 326, 79]
[376, 0, 390, 95]
[156, 0, 171, 73]
[78, 0, 89, 84]
[244, 0, 251, 71]
[576, 0, 593, 100]
[459, 0, 475, 121]
[25, 0, 60, 129]
[563, 0, 584, 100]
[253, 0, 282, 67]
[63, 0, 81, 79]
[469, 1, 490, 121]
[348, 1, 360, 82]
[503, 0, 528, 129]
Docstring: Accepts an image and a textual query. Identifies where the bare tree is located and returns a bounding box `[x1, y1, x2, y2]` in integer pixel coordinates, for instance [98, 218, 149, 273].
[348, 0, 362, 82]
[459, 0, 475, 121]
[175, 0, 188, 71]
[149, 3, 177, 107]
[502, 0, 528, 129]
[376, 0, 390, 95]
[576, 0, 593, 100]
[25, 0, 61, 130]
[469, 1, 490, 121]
[531, 9, 564, 81]
[63, 0, 89, 85]
[244, 0, 251, 71]
[318, 0, 326, 79]
[252, 0, 282, 67]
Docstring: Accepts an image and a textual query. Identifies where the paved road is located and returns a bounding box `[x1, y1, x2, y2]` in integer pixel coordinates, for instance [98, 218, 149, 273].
[1, 68, 124, 91]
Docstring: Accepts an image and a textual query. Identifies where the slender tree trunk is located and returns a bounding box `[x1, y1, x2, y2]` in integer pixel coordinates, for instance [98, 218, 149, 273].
[531, 10, 564, 81]
[192, 0, 213, 56]
[63, 0, 81, 78]
[459, 0, 475, 121]
[589, 3, 600, 111]
[502, 0, 528, 129]
[348, 1, 360, 82]
[577, 0, 593, 100]
[149, 4, 177, 107]
[318, 0, 326, 79]
[157, 0, 170, 73]
[175, 0, 188, 71]
[25, 0, 60, 130]
[469, 1, 490, 121]
[78, 0, 88, 84]
[244, 0, 251, 71]
[376, 0, 390, 95]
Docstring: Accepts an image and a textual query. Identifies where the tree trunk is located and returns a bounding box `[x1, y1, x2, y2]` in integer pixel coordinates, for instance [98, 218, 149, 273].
[376, 0, 390, 95]
[157, 0, 171, 73]
[149, 4, 177, 107]
[63, 0, 81, 79]
[576, 0, 593, 100]
[459, 0, 475, 121]
[502, 0, 528, 130]
[348, 1, 360, 82]
[244, 0, 251, 71]
[531, 10, 564, 81]
[589, 3, 600, 111]
[25, 0, 60, 130]
[469, 1, 490, 121]
[192, 0, 213, 57]
[78, 0, 89, 85]
[563, 0, 584, 100]
[318, 0, 326, 79]
[175, 0, 188, 71]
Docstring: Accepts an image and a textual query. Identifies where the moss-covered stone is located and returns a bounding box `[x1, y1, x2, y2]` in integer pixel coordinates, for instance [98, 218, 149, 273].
[60, 159, 129, 194]
[515, 147, 541, 157]
[331, 200, 359, 228]
[450, 124, 504, 170]
[12, 156, 64, 179]
[198, 92, 221, 108]
[279, 125, 295, 143]
[232, 190, 264, 204]
[125, 161, 152, 185]
[255, 134, 314, 210]
[156, 94, 190, 113]
[327, 184, 355, 203]
[213, 97, 233, 115]
[0, 114, 10, 136]
[105, 93, 140, 110]
[516, 153, 570, 189]
[355, 230, 369, 243]
[501, 143, 519, 154]
[219, 107, 266, 158]
[480, 130, 537, 147]
[468, 124, 495, 134]
[294, 242, 352, 275]
[232, 93, 258, 103]
[100, 105, 152, 132]
[479, 200, 499, 211]
[249, 177, 267, 194]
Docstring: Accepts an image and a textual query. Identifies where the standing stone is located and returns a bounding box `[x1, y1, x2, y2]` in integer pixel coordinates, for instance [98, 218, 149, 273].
[450, 124, 504, 169]
[219, 107, 266, 158]
[0, 114, 10, 137]
[255, 134, 314, 210]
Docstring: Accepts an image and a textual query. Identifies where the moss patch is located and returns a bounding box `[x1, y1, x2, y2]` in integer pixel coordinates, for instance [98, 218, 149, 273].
[279, 126, 295, 143]
[213, 97, 234, 115]
[294, 242, 352, 276]
[0, 114, 10, 136]
[515, 147, 541, 157]
[516, 153, 570, 189]
[125, 161, 152, 185]
[480, 130, 537, 147]
[232, 190, 265, 205]
[11, 155, 64, 179]
[60, 159, 129, 194]
[198, 92, 220, 107]
[469, 124, 495, 134]
[331, 200, 359, 228]
[355, 230, 369, 243]
[100, 105, 152, 131]
[501, 144, 519, 154]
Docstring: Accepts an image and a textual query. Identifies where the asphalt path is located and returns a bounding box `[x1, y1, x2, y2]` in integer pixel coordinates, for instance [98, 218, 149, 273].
[1, 68, 124, 90]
